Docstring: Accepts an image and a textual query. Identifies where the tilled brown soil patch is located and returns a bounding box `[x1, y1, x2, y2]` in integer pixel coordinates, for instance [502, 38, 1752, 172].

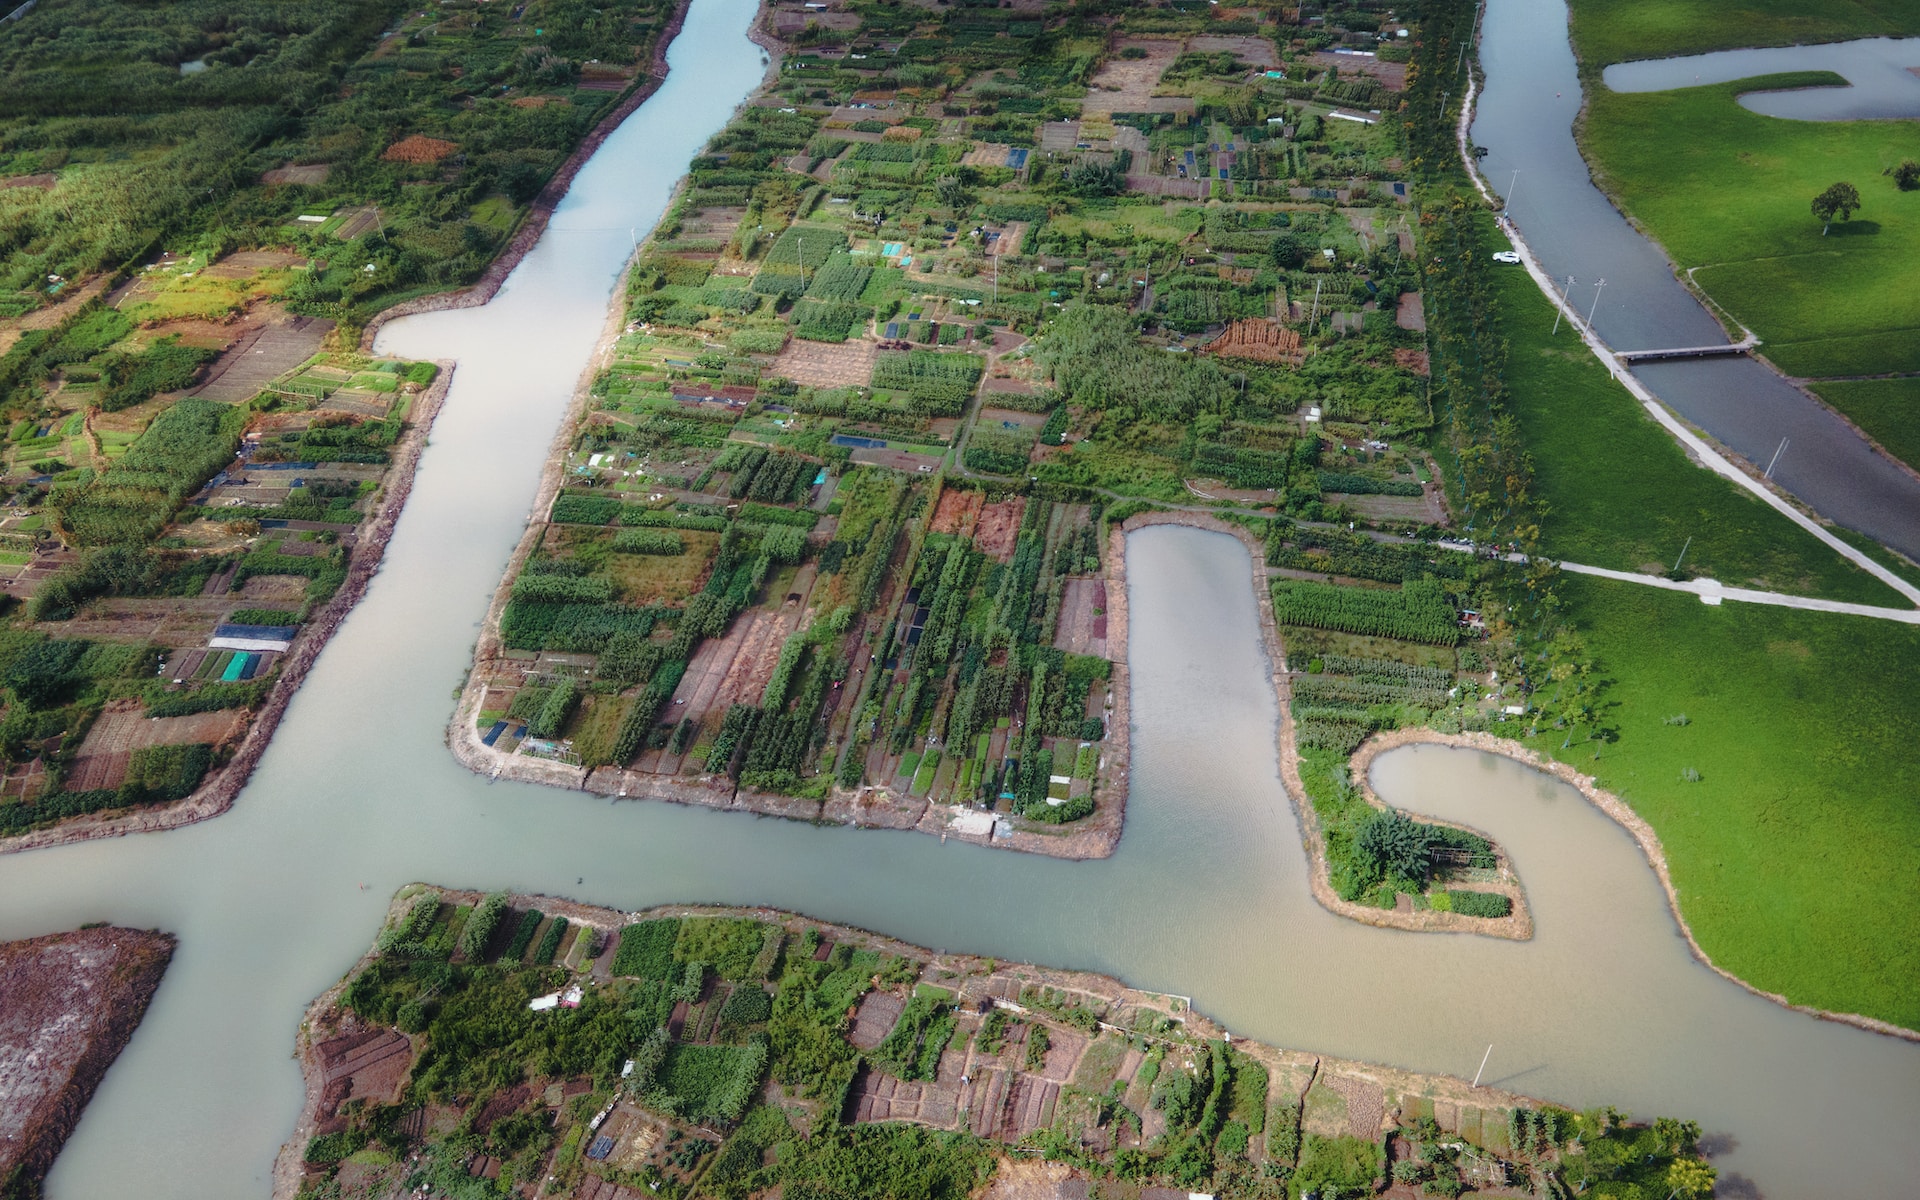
[0, 928, 173, 1196]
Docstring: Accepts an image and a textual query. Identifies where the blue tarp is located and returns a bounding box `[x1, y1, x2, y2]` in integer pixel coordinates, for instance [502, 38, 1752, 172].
[252, 462, 319, 471]
[482, 721, 508, 746]
[832, 434, 886, 449]
[1005, 147, 1029, 169]
[214, 623, 299, 641]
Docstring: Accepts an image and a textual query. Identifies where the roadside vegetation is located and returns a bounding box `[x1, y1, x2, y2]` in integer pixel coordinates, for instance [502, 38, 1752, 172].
[293, 890, 1718, 1200]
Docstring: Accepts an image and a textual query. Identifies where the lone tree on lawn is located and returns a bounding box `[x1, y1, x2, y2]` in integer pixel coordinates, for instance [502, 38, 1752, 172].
[1811, 182, 1862, 234]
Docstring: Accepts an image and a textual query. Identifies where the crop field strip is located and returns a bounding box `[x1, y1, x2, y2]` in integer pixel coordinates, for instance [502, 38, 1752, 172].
[292, 891, 1718, 1200]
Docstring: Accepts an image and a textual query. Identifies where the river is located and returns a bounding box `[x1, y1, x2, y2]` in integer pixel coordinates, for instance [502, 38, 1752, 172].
[1604, 36, 1920, 121]
[1471, 0, 1920, 563]
[1, 1, 1916, 1196]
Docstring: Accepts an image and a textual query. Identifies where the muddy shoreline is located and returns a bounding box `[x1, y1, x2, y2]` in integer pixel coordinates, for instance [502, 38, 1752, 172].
[274, 885, 1560, 1198]
[0, 927, 174, 1195]
[0, 360, 457, 857]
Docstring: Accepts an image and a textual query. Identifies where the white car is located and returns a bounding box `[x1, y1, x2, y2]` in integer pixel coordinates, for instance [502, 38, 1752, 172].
[1491, 250, 1521, 264]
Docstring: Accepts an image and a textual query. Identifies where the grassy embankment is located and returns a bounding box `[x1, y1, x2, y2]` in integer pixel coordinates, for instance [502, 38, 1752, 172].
[1491, 237, 1920, 1031]
[1526, 577, 1920, 1032]
[1488, 265, 1904, 603]
[1579, 71, 1920, 380]
[1567, 0, 1920, 64]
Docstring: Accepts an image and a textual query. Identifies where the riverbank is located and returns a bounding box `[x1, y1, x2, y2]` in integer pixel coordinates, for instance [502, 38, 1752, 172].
[357, 0, 698, 352]
[0, 360, 457, 857]
[0, 926, 174, 1197]
[438, 5, 1133, 860]
[277, 886, 1675, 1200]
[1457, 60, 1920, 607]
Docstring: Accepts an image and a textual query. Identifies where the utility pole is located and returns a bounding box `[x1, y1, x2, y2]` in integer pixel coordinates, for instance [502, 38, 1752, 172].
[1472, 1044, 1493, 1088]
[992, 250, 998, 304]
[1587, 277, 1606, 330]
[1551, 275, 1575, 335]
[1764, 437, 1789, 479]
[1503, 168, 1519, 218]
[1308, 277, 1323, 332]
[1673, 535, 1692, 574]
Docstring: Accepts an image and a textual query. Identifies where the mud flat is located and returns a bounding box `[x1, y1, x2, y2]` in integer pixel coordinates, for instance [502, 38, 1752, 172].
[0, 927, 173, 1197]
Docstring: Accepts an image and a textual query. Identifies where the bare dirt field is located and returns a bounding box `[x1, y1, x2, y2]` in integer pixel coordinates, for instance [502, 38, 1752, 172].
[771, 336, 877, 388]
[1053, 577, 1109, 658]
[849, 446, 940, 473]
[668, 604, 805, 731]
[203, 250, 305, 280]
[42, 595, 233, 646]
[1342, 488, 1448, 524]
[978, 407, 1046, 430]
[262, 163, 331, 186]
[848, 992, 904, 1049]
[0, 928, 173, 1196]
[1083, 39, 1184, 115]
[192, 312, 335, 403]
[973, 496, 1026, 561]
[1311, 51, 1408, 91]
[930, 487, 984, 537]
[1396, 292, 1426, 333]
[1189, 34, 1279, 68]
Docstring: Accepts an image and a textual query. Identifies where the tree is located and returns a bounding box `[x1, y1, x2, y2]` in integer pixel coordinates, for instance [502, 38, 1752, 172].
[1811, 182, 1861, 234]
[1664, 1157, 1717, 1200]
[1355, 809, 1435, 886]
[1894, 160, 1920, 192]
[934, 176, 971, 210]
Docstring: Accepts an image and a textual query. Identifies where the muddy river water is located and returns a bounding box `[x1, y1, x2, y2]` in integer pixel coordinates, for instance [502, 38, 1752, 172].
[1, 0, 1916, 1195]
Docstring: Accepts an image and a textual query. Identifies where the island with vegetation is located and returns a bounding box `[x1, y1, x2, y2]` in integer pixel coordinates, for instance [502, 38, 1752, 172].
[0, 0, 696, 850]
[280, 886, 1719, 1200]
[0, 924, 175, 1200]
[447, 0, 1920, 1037]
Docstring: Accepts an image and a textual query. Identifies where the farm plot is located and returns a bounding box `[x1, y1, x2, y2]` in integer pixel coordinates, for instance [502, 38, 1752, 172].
[1053, 578, 1109, 658]
[770, 337, 877, 388]
[1189, 34, 1279, 68]
[66, 702, 247, 791]
[972, 496, 1027, 562]
[1083, 39, 1185, 114]
[668, 605, 807, 733]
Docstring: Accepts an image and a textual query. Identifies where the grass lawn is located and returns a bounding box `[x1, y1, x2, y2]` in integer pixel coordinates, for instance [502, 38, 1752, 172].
[1808, 376, 1920, 473]
[1568, 0, 1920, 65]
[1491, 266, 1903, 604]
[1579, 72, 1920, 377]
[1526, 575, 1920, 1031]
